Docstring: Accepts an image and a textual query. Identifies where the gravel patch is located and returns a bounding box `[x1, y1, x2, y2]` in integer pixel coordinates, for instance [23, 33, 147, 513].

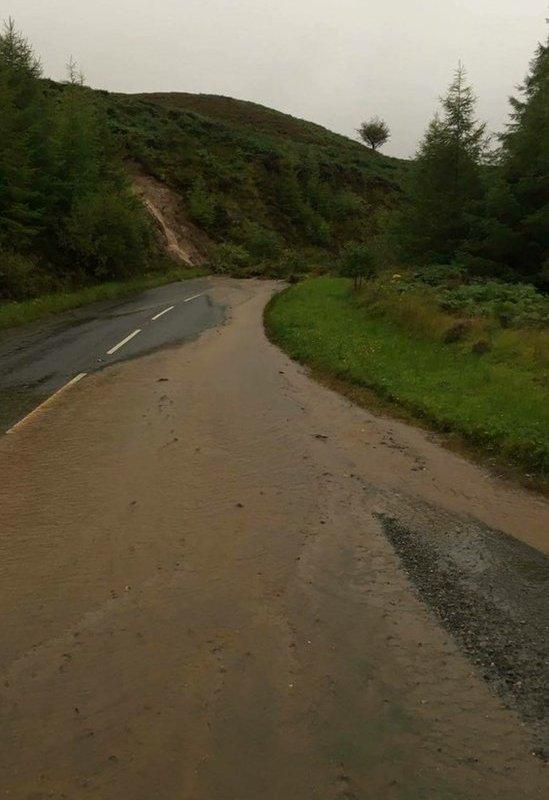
[378, 512, 549, 757]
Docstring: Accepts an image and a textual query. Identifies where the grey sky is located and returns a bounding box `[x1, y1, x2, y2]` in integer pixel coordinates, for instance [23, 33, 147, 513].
[5, 1, 548, 157]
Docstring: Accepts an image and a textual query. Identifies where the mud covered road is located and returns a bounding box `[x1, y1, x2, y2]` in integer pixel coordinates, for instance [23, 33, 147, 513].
[1, 278, 548, 799]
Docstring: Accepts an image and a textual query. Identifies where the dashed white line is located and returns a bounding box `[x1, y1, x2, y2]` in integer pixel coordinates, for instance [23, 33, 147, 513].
[184, 292, 206, 303]
[7, 373, 87, 434]
[151, 305, 175, 321]
[107, 329, 141, 356]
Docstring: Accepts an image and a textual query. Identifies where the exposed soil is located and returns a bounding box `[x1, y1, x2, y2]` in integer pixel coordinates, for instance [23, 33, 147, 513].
[131, 165, 212, 266]
[0, 278, 548, 799]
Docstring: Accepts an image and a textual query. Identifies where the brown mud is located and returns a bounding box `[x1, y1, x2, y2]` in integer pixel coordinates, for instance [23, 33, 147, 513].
[1, 278, 548, 799]
[131, 167, 212, 266]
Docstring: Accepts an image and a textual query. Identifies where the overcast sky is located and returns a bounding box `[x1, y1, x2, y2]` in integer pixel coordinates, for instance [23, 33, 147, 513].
[4, 1, 548, 157]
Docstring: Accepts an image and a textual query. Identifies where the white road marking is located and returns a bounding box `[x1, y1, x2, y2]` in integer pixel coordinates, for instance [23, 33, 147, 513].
[184, 292, 206, 303]
[7, 373, 87, 434]
[107, 329, 141, 355]
[151, 305, 174, 321]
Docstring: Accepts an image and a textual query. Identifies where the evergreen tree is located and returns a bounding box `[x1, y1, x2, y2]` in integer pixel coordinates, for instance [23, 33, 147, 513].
[394, 65, 488, 265]
[483, 37, 548, 283]
[0, 20, 45, 249]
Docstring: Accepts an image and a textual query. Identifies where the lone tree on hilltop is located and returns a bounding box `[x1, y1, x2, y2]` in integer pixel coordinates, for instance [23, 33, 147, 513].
[357, 117, 390, 151]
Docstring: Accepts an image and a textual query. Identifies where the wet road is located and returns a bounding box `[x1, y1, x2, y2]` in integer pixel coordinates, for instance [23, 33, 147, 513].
[0, 278, 222, 431]
[1, 278, 548, 799]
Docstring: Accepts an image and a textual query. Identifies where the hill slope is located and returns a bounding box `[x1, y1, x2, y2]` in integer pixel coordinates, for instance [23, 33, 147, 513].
[104, 90, 405, 274]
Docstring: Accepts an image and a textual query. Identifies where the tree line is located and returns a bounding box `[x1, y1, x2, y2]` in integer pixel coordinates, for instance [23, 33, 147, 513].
[0, 20, 154, 301]
[391, 40, 548, 287]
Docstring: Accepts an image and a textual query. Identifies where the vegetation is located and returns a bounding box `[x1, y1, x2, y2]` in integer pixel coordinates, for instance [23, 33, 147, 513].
[391, 64, 488, 268]
[266, 277, 549, 480]
[104, 91, 404, 276]
[357, 117, 390, 151]
[482, 39, 548, 284]
[0, 20, 163, 305]
[339, 242, 377, 290]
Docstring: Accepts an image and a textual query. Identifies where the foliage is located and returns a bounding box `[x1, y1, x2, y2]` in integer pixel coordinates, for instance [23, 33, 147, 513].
[210, 242, 251, 274]
[392, 65, 488, 266]
[63, 190, 151, 280]
[482, 37, 548, 285]
[105, 91, 404, 274]
[339, 242, 377, 289]
[396, 266, 549, 328]
[0, 21, 158, 301]
[437, 282, 549, 328]
[357, 117, 390, 151]
[266, 277, 549, 478]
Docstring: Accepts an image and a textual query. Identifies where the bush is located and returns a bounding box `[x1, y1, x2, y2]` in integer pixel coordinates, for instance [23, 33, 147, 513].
[64, 190, 152, 280]
[233, 220, 282, 260]
[188, 177, 217, 229]
[210, 243, 251, 274]
[412, 264, 466, 287]
[438, 281, 549, 328]
[339, 242, 377, 290]
[0, 251, 52, 300]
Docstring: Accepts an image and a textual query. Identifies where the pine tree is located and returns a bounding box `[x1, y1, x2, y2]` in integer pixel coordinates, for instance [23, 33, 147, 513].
[0, 19, 45, 249]
[483, 37, 548, 283]
[394, 65, 488, 265]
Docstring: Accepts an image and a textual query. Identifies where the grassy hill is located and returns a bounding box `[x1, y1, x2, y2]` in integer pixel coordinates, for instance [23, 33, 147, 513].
[103, 90, 405, 275]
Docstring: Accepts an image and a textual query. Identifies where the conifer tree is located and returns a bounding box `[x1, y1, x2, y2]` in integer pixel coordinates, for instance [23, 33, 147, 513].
[394, 65, 488, 265]
[0, 19, 45, 248]
[484, 37, 548, 283]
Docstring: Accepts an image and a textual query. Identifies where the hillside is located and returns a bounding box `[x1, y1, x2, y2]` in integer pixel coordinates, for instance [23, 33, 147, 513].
[103, 90, 405, 275]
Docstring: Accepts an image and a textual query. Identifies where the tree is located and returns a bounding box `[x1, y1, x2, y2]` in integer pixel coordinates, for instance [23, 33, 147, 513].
[393, 64, 488, 265]
[357, 117, 390, 151]
[0, 19, 45, 250]
[339, 242, 376, 290]
[483, 37, 548, 284]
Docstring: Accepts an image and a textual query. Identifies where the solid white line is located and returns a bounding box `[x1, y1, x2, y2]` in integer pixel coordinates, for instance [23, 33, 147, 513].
[7, 373, 87, 434]
[184, 292, 206, 303]
[151, 305, 174, 321]
[107, 329, 141, 355]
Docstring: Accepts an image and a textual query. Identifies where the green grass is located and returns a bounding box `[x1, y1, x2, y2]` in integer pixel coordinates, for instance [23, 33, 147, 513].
[265, 277, 549, 480]
[0, 266, 205, 332]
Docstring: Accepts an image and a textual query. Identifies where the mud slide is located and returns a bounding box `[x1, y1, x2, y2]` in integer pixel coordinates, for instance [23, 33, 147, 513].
[0, 279, 548, 799]
[132, 166, 212, 266]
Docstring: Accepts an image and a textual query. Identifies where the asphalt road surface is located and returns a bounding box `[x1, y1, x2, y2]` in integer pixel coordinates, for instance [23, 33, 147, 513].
[1, 278, 548, 799]
[0, 277, 222, 432]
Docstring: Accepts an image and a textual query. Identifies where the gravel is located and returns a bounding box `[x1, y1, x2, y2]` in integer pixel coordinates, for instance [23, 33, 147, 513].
[378, 512, 549, 754]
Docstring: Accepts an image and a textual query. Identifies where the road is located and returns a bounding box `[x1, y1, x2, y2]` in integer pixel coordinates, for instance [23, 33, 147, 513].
[0, 277, 220, 432]
[1, 277, 548, 799]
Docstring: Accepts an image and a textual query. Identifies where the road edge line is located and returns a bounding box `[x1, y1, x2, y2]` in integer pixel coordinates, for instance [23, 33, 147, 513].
[6, 373, 88, 435]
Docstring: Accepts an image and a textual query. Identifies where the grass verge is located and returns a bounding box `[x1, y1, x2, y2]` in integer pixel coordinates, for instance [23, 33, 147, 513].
[0, 266, 206, 332]
[265, 277, 549, 489]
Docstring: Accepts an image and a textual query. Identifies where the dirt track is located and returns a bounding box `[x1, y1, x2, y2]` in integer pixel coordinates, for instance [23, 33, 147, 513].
[1, 278, 548, 799]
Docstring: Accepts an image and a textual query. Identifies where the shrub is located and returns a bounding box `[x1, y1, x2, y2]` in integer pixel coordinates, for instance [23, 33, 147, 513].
[210, 243, 251, 274]
[234, 220, 282, 260]
[443, 319, 471, 343]
[0, 251, 56, 300]
[339, 242, 377, 290]
[63, 190, 151, 280]
[188, 177, 217, 229]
